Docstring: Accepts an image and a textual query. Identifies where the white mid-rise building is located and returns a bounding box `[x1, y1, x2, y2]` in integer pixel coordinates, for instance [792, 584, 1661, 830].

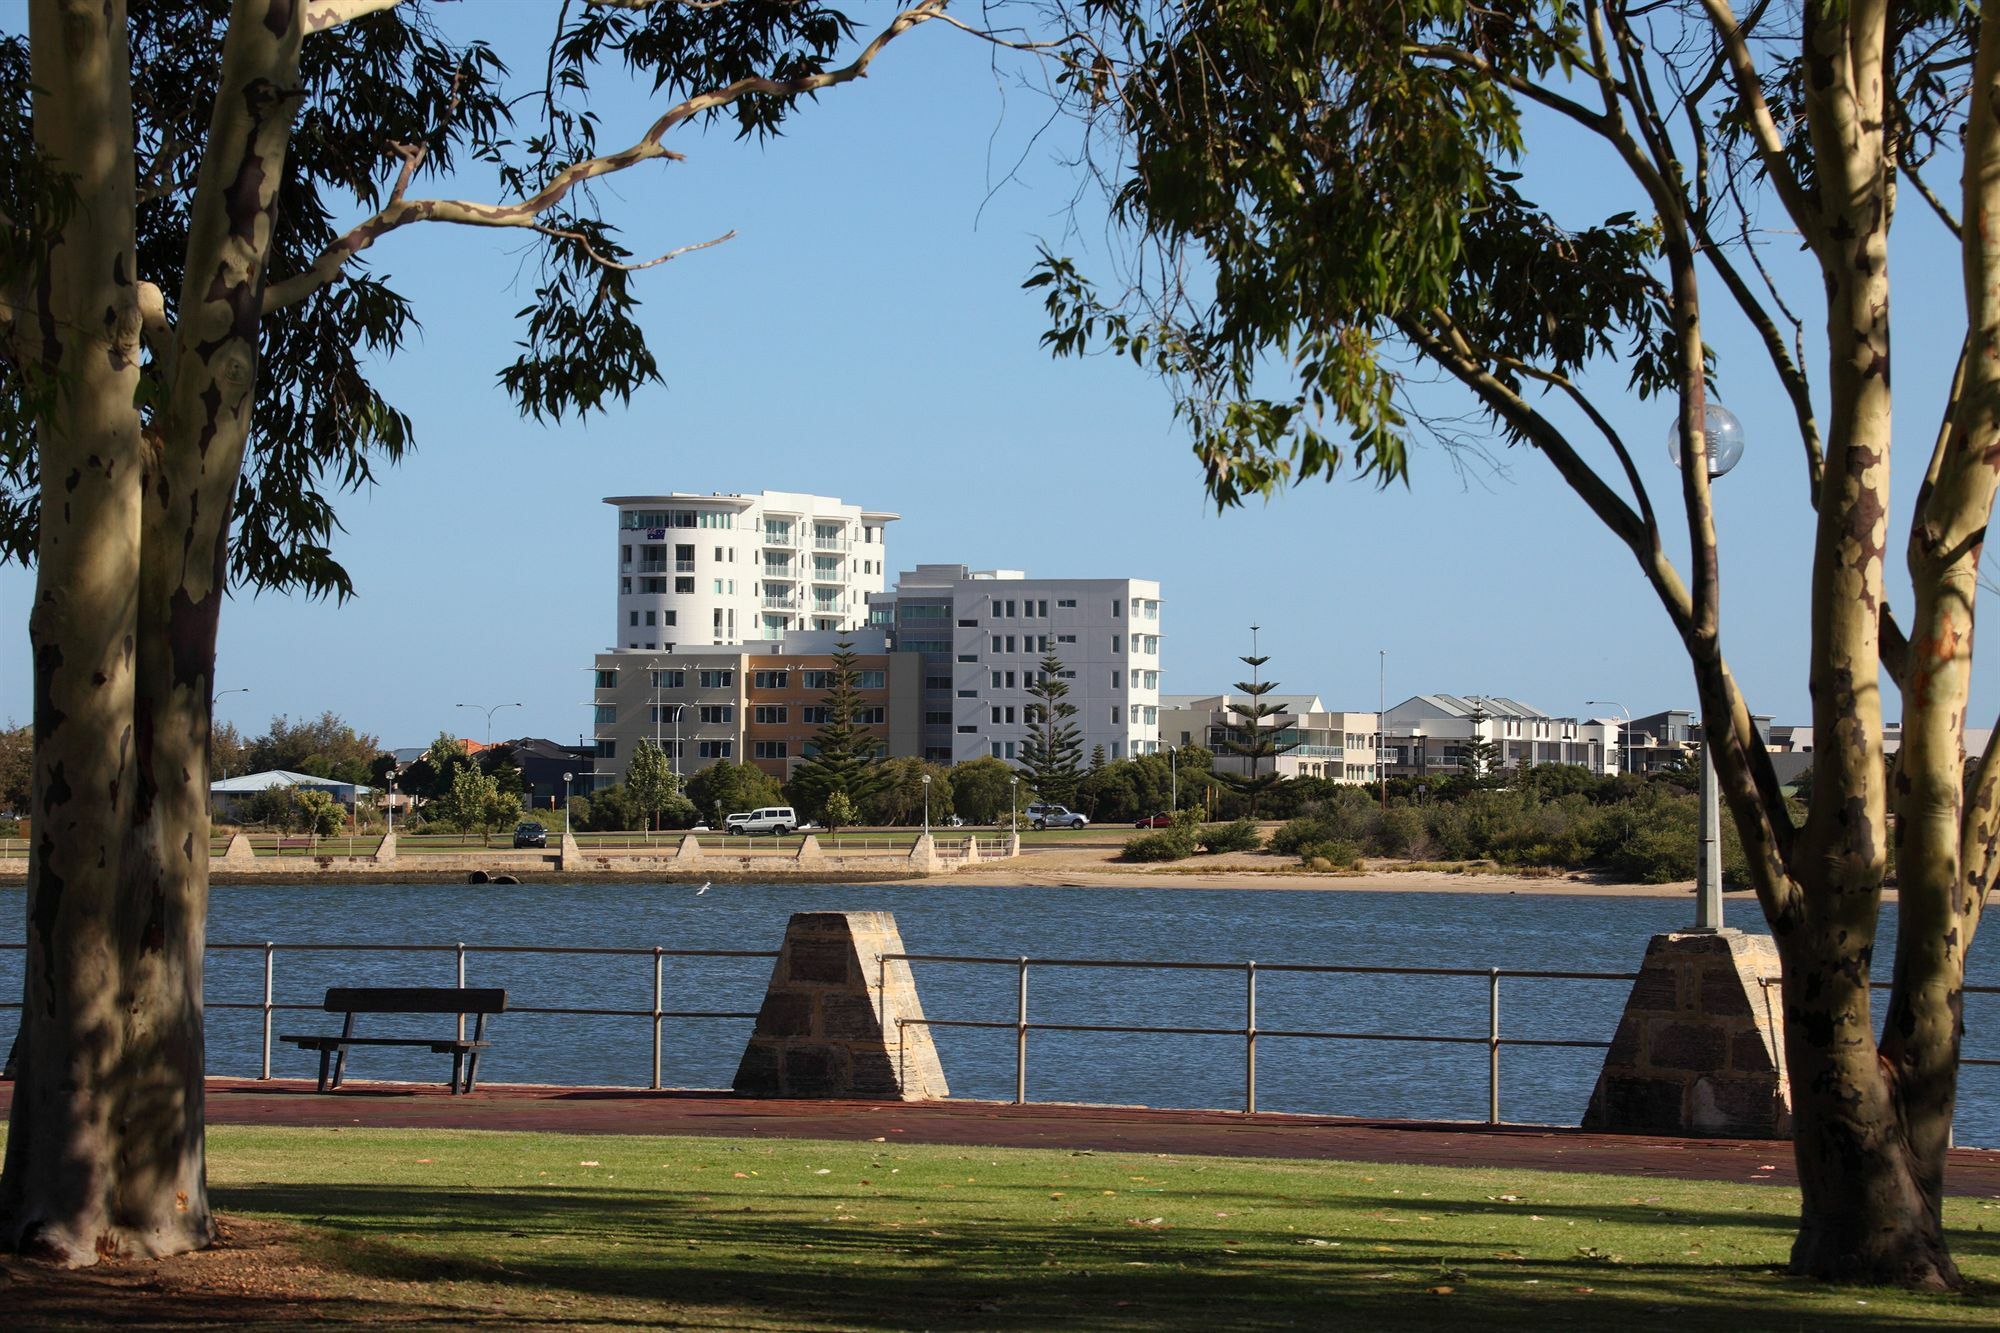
[1383, 694, 1620, 776]
[869, 565, 1163, 766]
[1160, 694, 1381, 783]
[607, 490, 897, 649]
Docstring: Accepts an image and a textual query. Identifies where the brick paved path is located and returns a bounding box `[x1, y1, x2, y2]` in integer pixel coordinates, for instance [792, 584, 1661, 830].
[8, 1079, 1996, 1196]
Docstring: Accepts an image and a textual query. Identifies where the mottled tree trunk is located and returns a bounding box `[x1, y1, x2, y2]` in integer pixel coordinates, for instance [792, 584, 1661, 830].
[2, 0, 306, 1266]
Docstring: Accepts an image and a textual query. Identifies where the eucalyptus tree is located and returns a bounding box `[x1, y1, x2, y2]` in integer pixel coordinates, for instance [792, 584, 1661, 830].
[1030, 0, 1994, 1289]
[0, 0, 952, 1265]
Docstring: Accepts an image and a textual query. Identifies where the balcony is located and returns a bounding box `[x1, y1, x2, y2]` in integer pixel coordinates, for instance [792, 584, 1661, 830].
[812, 566, 844, 584]
[675, 559, 696, 573]
[762, 565, 797, 581]
[762, 529, 798, 548]
[813, 535, 851, 552]
[763, 595, 799, 610]
[637, 561, 668, 574]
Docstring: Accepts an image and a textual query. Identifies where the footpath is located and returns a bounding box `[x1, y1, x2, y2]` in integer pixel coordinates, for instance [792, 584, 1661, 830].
[9, 1078, 1997, 1196]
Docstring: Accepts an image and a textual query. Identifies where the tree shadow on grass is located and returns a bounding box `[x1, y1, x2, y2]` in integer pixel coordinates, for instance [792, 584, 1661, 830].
[216, 1183, 2000, 1331]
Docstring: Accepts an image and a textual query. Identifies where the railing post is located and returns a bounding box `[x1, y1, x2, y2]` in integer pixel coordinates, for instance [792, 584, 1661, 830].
[1245, 960, 1258, 1115]
[455, 942, 467, 1042]
[259, 942, 275, 1080]
[651, 946, 665, 1091]
[1015, 957, 1030, 1105]
[1487, 968, 1501, 1125]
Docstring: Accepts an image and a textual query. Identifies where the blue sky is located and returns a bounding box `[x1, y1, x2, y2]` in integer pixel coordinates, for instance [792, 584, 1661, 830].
[1, 3, 1987, 750]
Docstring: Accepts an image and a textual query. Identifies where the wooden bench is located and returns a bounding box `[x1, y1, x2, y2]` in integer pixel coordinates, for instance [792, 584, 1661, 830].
[282, 987, 507, 1094]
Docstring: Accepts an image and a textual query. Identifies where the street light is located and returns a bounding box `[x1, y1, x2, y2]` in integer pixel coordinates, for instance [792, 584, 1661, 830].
[456, 700, 523, 748]
[1670, 397, 1746, 931]
[562, 771, 574, 837]
[1585, 700, 1631, 777]
[922, 772, 932, 837]
[1169, 744, 1179, 811]
[1010, 775, 1019, 836]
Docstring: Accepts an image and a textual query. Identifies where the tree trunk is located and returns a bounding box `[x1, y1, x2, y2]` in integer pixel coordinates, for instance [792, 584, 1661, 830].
[0, 0, 215, 1266]
[1778, 922, 1961, 1289]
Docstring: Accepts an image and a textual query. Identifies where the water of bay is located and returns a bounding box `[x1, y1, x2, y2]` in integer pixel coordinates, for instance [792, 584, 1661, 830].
[2, 881, 1994, 1145]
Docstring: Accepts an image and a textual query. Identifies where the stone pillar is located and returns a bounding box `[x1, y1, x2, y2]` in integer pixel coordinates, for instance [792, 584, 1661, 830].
[373, 829, 397, 864]
[221, 833, 256, 866]
[674, 833, 703, 863]
[794, 833, 826, 865]
[556, 826, 582, 869]
[1582, 929, 1790, 1138]
[907, 832, 941, 874]
[733, 911, 948, 1100]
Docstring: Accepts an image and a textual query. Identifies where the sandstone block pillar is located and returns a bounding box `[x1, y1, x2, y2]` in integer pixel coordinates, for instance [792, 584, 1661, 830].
[373, 829, 397, 864]
[908, 832, 941, 874]
[221, 833, 256, 866]
[733, 911, 948, 1100]
[794, 833, 826, 865]
[1583, 929, 1789, 1138]
[674, 833, 703, 863]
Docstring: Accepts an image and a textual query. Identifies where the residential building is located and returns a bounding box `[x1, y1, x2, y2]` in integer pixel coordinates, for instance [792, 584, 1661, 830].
[606, 490, 897, 649]
[485, 737, 598, 812]
[1382, 695, 1620, 777]
[1159, 694, 1381, 783]
[210, 769, 374, 822]
[588, 629, 921, 790]
[867, 565, 1163, 766]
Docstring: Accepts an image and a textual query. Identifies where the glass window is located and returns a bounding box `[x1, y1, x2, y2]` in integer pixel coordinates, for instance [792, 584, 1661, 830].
[594, 669, 618, 689]
[803, 706, 831, 725]
[649, 669, 683, 688]
[801, 670, 835, 690]
[754, 705, 787, 724]
[697, 739, 733, 759]
[753, 670, 789, 689]
[594, 704, 616, 724]
[675, 577, 694, 594]
[1113, 599, 1122, 616]
[698, 705, 735, 724]
[855, 670, 885, 689]
[698, 669, 735, 688]
[853, 707, 885, 725]
[753, 740, 788, 759]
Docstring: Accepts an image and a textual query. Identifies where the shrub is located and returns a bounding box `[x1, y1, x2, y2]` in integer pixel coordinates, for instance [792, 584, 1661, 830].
[1270, 815, 1340, 856]
[1122, 828, 1199, 862]
[1197, 818, 1262, 854]
[1298, 838, 1363, 871]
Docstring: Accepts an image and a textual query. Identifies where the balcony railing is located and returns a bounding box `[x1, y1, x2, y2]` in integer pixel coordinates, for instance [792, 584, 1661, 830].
[675, 559, 695, 573]
[762, 529, 797, 548]
[813, 535, 850, 551]
[812, 566, 844, 583]
[637, 561, 668, 574]
[762, 565, 796, 580]
[762, 595, 798, 610]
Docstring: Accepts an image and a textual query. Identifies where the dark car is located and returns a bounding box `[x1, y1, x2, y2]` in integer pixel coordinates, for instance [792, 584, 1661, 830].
[1134, 812, 1175, 828]
[512, 821, 548, 848]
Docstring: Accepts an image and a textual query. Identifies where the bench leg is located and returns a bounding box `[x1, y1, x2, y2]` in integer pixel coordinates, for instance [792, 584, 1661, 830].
[450, 1049, 464, 1095]
[464, 1048, 481, 1094]
[332, 1046, 349, 1089]
[317, 1048, 332, 1094]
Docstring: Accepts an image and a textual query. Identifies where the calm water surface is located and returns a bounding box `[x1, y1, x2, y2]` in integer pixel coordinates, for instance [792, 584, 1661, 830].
[2, 882, 1994, 1145]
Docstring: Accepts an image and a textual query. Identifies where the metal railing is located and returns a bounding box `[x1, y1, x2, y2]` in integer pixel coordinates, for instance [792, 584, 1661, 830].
[884, 953, 1641, 1122]
[0, 940, 774, 1090]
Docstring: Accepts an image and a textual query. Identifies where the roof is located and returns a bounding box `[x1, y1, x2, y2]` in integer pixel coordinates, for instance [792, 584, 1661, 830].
[1393, 694, 1552, 720]
[210, 769, 373, 795]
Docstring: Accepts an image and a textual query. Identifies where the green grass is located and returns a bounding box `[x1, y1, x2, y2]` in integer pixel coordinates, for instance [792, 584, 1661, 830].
[162, 1126, 2000, 1328]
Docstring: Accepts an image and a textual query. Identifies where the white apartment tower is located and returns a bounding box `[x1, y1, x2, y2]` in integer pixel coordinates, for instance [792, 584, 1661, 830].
[869, 565, 1164, 766]
[608, 491, 897, 648]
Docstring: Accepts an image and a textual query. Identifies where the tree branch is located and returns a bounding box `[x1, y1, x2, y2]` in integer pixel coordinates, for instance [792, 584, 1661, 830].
[1695, 0, 1825, 251]
[265, 0, 948, 316]
[302, 0, 408, 34]
[1403, 44, 1613, 136]
[531, 223, 736, 271]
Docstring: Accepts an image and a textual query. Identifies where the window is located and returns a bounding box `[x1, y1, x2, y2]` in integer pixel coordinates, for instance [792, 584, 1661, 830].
[1131, 705, 1141, 723]
[675, 577, 695, 594]
[1004, 741, 1016, 760]
[628, 611, 639, 627]
[991, 742, 1002, 758]
[594, 704, 617, 724]
[957, 654, 978, 663]
[1035, 636, 1049, 653]
[640, 578, 665, 594]
[1111, 741, 1122, 758]
[991, 635, 1003, 654]
[594, 669, 618, 689]
[1036, 600, 1048, 617]
[753, 740, 788, 760]
[1144, 705, 1159, 724]
[956, 725, 977, 734]
[754, 705, 788, 724]
[698, 705, 735, 724]
[698, 669, 735, 688]
[649, 705, 681, 724]
[899, 603, 949, 622]
[713, 579, 723, 594]
[620, 576, 632, 594]
[801, 669, 835, 690]
[906, 639, 950, 654]
[621, 544, 632, 565]
[1005, 706, 1016, 724]
[1004, 600, 1016, 617]
[1112, 635, 1121, 653]
[855, 670, 885, 689]
[1057, 598, 1076, 608]
[645, 610, 657, 626]
[595, 739, 617, 759]
[803, 706, 832, 725]
[990, 671, 1002, 689]
[649, 669, 683, 689]
[1057, 633, 1076, 644]
[1141, 635, 1160, 654]
[645, 642, 656, 650]
[927, 711, 952, 725]
[1003, 635, 1015, 653]
[853, 707, 885, 725]
[991, 706, 1002, 723]
[1113, 599, 1122, 616]
[1142, 670, 1159, 689]
[958, 619, 979, 628]
[959, 690, 978, 699]
[753, 670, 789, 689]
[1112, 671, 1121, 689]
[1111, 707, 1120, 724]
[714, 546, 724, 561]
[697, 739, 733, 759]
[925, 675, 953, 691]
[1005, 671, 1016, 688]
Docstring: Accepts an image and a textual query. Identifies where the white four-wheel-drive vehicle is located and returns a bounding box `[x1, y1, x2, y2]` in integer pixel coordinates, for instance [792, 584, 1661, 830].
[726, 806, 797, 835]
[1024, 802, 1088, 830]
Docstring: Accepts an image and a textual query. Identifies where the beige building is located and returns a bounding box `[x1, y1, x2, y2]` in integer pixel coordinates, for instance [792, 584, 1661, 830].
[1159, 693, 1382, 783]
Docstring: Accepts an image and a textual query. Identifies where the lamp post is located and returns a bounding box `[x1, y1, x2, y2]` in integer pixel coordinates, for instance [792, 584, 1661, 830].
[1169, 744, 1178, 811]
[1585, 700, 1631, 778]
[562, 771, 574, 836]
[1669, 399, 1747, 932]
[922, 772, 932, 837]
[456, 700, 523, 748]
[213, 687, 248, 778]
[1010, 775, 1019, 836]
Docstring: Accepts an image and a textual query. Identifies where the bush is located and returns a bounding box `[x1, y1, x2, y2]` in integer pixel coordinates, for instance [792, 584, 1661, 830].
[1197, 818, 1262, 854]
[1121, 828, 1199, 862]
[1270, 815, 1343, 856]
[1298, 838, 1363, 871]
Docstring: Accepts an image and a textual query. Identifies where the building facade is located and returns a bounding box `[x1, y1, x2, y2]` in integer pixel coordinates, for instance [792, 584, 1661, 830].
[587, 630, 922, 790]
[1159, 694, 1382, 783]
[607, 490, 897, 649]
[1382, 694, 1620, 777]
[868, 565, 1163, 766]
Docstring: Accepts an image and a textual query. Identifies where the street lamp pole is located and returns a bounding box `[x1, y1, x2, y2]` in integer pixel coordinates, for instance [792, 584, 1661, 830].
[1668, 399, 1747, 933]
[456, 700, 523, 748]
[1010, 775, 1019, 836]
[1585, 700, 1631, 778]
[922, 773, 932, 837]
[562, 771, 574, 836]
[1169, 744, 1178, 811]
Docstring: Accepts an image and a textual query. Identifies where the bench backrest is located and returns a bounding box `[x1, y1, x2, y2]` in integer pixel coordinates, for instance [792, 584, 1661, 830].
[322, 986, 508, 1015]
